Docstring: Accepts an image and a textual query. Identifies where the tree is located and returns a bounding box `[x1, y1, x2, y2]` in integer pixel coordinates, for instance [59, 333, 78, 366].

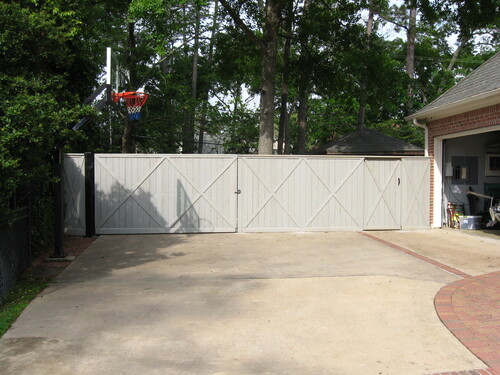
[0, 0, 99, 248]
[276, 0, 294, 154]
[220, 0, 287, 154]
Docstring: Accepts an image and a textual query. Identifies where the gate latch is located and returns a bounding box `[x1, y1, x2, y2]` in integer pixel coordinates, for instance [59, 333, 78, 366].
[234, 189, 241, 194]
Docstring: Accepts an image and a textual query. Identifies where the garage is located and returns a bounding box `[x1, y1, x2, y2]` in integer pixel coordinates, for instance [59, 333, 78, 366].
[406, 51, 500, 228]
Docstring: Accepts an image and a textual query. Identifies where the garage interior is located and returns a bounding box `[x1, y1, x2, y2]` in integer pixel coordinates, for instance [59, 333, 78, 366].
[443, 130, 500, 228]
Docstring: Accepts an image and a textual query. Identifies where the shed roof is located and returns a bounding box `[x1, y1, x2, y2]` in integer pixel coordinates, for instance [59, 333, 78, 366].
[311, 128, 424, 156]
[407, 52, 500, 121]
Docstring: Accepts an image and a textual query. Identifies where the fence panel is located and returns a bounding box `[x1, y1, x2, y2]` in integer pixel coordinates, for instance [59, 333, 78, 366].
[63, 153, 86, 235]
[363, 159, 402, 230]
[401, 157, 431, 229]
[237, 156, 365, 231]
[94, 154, 238, 234]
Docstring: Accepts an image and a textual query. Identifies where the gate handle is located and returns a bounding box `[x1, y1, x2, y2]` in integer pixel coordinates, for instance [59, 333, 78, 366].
[398, 178, 400, 186]
[234, 189, 241, 194]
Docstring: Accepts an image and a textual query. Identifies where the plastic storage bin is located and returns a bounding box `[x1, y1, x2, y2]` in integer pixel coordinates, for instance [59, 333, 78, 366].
[458, 216, 481, 230]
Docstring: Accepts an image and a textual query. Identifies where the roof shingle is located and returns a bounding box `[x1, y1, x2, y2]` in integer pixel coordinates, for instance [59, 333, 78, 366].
[311, 128, 424, 156]
[411, 52, 500, 116]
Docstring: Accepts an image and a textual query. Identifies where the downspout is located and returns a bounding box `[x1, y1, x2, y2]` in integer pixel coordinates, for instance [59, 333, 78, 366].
[412, 117, 436, 227]
[412, 118, 428, 156]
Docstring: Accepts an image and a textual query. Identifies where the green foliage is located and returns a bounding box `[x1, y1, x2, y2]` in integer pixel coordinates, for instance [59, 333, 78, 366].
[215, 102, 259, 154]
[0, 0, 96, 248]
[372, 119, 425, 148]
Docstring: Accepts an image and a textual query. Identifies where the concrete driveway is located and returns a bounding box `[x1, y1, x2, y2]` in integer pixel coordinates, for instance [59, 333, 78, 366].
[1, 230, 498, 375]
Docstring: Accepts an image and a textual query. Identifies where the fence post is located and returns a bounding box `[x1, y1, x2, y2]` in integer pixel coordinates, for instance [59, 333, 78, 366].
[51, 147, 66, 258]
[85, 152, 95, 237]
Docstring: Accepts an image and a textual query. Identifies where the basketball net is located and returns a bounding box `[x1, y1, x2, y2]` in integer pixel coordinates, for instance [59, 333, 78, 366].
[112, 92, 149, 120]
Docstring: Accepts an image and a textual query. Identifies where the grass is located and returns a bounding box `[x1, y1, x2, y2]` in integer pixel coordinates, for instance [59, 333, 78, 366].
[0, 273, 49, 337]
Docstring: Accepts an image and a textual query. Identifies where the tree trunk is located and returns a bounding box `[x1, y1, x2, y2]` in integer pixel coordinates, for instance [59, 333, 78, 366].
[296, 0, 310, 154]
[284, 100, 296, 154]
[277, 1, 293, 154]
[183, 4, 200, 154]
[447, 42, 464, 71]
[122, 116, 134, 153]
[121, 21, 139, 153]
[405, 5, 417, 114]
[258, 0, 282, 155]
[219, 0, 284, 154]
[435, 38, 467, 97]
[357, 2, 375, 129]
[198, 0, 219, 154]
[297, 86, 308, 155]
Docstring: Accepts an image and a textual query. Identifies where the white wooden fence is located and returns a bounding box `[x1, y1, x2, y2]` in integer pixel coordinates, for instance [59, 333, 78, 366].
[64, 154, 430, 234]
[94, 154, 238, 234]
[63, 154, 86, 235]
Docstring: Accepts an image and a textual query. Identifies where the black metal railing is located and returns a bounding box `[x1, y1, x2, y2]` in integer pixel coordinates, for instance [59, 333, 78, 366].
[0, 207, 31, 302]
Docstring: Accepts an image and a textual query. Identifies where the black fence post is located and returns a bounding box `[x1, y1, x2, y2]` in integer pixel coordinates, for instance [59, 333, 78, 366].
[85, 152, 95, 237]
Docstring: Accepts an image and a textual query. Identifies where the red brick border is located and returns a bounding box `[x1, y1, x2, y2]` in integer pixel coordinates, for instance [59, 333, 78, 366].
[426, 369, 498, 375]
[433, 272, 500, 375]
[359, 232, 473, 278]
[359, 232, 500, 375]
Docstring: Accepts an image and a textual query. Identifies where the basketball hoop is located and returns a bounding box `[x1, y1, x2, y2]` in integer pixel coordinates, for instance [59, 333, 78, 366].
[112, 91, 149, 120]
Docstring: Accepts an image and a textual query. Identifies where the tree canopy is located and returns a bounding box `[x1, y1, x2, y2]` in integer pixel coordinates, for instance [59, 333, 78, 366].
[0, 0, 498, 245]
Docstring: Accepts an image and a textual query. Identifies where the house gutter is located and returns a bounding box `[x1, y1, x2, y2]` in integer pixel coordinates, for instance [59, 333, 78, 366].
[405, 88, 500, 122]
[412, 118, 428, 157]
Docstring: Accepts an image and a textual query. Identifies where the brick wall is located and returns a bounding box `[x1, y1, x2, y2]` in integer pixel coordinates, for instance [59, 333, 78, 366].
[427, 103, 500, 225]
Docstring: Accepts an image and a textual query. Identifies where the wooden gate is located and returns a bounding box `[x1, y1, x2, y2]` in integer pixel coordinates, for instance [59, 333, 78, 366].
[363, 159, 402, 230]
[238, 156, 430, 232]
[362, 158, 430, 229]
[94, 154, 238, 234]
[237, 156, 366, 231]
[401, 158, 430, 229]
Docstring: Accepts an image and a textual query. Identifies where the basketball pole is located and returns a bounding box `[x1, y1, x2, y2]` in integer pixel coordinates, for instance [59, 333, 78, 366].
[106, 47, 113, 146]
[50, 47, 113, 259]
[106, 47, 112, 104]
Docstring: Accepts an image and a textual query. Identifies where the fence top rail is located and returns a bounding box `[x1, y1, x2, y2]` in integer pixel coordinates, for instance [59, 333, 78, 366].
[238, 155, 429, 160]
[89, 153, 429, 160]
[94, 154, 238, 158]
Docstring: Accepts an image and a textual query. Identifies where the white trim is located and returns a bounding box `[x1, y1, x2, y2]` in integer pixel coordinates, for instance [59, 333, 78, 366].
[436, 124, 500, 139]
[423, 126, 429, 157]
[406, 90, 500, 121]
[433, 138, 443, 228]
[485, 153, 500, 176]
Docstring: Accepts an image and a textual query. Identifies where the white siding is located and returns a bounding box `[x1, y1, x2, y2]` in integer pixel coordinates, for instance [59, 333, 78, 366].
[63, 153, 86, 235]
